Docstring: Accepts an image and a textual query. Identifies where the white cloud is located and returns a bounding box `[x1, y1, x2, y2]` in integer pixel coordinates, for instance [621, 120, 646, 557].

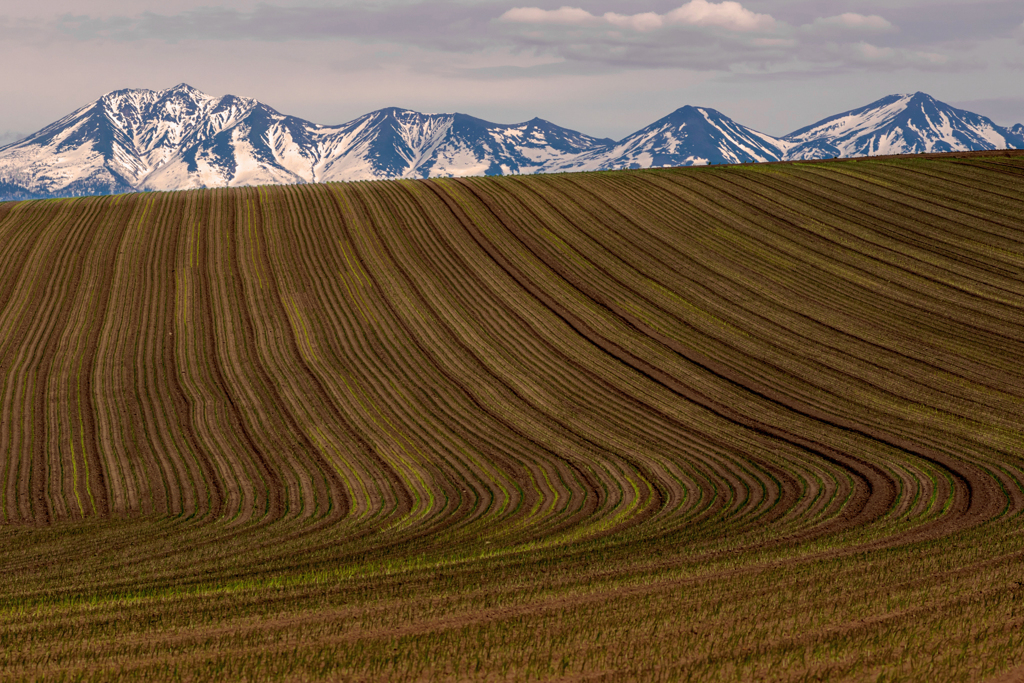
[499, 6, 599, 27]
[917, 52, 949, 66]
[752, 37, 796, 48]
[500, 0, 775, 34]
[495, 3, 972, 74]
[853, 42, 895, 61]
[847, 42, 950, 68]
[604, 12, 664, 33]
[811, 13, 894, 32]
[665, 0, 774, 32]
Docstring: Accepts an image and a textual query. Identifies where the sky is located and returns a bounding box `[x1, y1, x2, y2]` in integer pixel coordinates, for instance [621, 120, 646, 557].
[1, 0, 1023, 144]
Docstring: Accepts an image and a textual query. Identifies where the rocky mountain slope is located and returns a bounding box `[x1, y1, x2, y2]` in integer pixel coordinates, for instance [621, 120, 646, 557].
[1, 85, 1021, 200]
[566, 106, 790, 170]
[783, 92, 1024, 160]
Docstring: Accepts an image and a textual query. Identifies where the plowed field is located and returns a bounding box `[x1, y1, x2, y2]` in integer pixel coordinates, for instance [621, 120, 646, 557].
[1, 152, 1023, 681]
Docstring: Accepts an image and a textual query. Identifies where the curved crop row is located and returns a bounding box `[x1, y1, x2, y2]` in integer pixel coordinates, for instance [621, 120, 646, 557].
[0, 152, 1022, 681]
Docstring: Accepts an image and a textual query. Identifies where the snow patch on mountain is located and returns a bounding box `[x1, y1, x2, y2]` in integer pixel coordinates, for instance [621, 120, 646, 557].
[563, 106, 789, 172]
[784, 93, 1023, 159]
[1, 85, 1022, 201]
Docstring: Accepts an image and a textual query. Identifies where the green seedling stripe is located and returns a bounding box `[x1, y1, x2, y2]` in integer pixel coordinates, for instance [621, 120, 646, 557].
[0, 154, 1022, 681]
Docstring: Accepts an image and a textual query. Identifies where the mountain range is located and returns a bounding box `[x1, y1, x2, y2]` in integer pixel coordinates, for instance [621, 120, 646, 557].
[1, 85, 1021, 201]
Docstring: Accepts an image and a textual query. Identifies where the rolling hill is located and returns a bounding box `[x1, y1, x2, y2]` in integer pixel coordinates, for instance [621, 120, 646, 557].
[0, 152, 1023, 680]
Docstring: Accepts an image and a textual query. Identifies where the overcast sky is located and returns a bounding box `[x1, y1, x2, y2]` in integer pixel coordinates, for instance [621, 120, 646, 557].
[2, 0, 1022, 144]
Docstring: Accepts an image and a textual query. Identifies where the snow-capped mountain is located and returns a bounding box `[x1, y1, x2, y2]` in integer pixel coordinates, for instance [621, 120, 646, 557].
[419, 114, 613, 177]
[1, 85, 1021, 201]
[0, 85, 611, 199]
[307, 108, 612, 181]
[783, 92, 1024, 160]
[0, 84, 260, 199]
[565, 106, 788, 171]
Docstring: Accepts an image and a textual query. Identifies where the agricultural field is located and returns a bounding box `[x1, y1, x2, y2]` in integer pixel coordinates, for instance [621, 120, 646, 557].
[0, 151, 1023, 681]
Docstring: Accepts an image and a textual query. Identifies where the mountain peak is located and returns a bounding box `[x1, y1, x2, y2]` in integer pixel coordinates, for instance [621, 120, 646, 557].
[907, 91, 938, 103]
[576, 103, 786, 171]
[166, 83, 203, 95]
[668, 105, 701, 116]
[785, 91, 1017, 159]
[373, 106, 425, 117]
[1, 87, 1021, 202]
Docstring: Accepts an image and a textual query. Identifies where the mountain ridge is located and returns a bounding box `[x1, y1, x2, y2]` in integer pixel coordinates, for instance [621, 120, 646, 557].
[782, 92, 1024, 160]
[1, 85, 1021, 200]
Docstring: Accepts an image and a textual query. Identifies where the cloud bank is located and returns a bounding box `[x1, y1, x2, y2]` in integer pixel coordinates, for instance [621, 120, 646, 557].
[489, 1, 964, 74]
[0, 0, 1021, 144]
[501, 1, 775, 33]
[16, 1, 997, 76]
